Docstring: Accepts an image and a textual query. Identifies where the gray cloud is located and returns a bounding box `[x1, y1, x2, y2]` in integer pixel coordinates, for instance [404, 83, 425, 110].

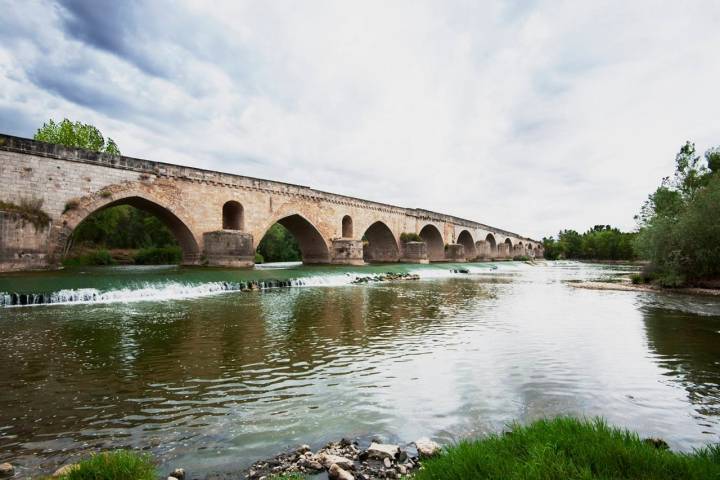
[1, 0, 719, 239]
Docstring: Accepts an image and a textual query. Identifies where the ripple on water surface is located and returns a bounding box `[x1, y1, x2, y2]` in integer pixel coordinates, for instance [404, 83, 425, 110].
[0, 262, 719, 477]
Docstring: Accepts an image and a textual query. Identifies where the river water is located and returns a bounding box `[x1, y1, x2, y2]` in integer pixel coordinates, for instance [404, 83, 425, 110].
[1, 261, 719, 477]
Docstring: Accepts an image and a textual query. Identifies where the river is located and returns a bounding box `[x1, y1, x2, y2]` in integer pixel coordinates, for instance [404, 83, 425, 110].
[1, 261, 719, 477]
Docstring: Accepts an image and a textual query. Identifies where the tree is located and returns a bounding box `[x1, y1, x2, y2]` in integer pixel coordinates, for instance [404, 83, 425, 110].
[34, 118, 121, 155]
[634, 141, 720, 286]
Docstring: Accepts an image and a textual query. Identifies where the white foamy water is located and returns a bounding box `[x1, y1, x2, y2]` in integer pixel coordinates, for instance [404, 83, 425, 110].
[0, 265, 508, 308]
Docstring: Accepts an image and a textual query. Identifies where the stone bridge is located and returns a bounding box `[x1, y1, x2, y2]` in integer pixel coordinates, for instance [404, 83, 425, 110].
[0, 134, 542, 271]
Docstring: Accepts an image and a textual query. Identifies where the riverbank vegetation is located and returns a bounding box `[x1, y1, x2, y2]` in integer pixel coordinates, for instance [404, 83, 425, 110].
[49, 450, 155, 480]
[256, 224, 301, 263]
[416, 417, 720, 480]
[542, 226, 636, 261]
[633, 142, 720, 287]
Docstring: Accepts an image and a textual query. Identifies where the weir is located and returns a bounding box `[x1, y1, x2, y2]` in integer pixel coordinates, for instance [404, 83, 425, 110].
[0, 134, 542, 271]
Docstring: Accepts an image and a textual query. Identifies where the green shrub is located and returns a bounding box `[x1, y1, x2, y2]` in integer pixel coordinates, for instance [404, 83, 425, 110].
[254, 252, 264, 264]
[56, 450, 155, 480]
[400, 232, 423, 243]
[630, 273, 645, 284]
[415, 417, 720, 480]
[134, 246, 182, 265]
[513, 255, 530, 261]
[63, 249, 116, 266]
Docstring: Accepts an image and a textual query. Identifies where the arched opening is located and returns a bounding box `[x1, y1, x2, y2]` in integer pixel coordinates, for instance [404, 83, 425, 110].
[504, 237, 512, 258]
[64, 196, 200, 265]
[222, 201, 244, 230]
[457, 230, 476, 260]
[485, 233, 497, 257]
[363, 221, 400, 262]
[256, 214, 330, 264]
[342, 215, 353, 238]
[420, 224, 444, 262]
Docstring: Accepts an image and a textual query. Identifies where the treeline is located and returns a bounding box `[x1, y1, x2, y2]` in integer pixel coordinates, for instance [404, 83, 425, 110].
[542, 226, 635, 261]
[633, 142, 720, 286]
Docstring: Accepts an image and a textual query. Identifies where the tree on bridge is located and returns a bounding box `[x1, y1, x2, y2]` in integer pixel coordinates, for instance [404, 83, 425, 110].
[34, 118, 121, 155]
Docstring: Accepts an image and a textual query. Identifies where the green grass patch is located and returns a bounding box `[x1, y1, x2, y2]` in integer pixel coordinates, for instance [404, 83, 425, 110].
[414, 417, 720, 480]
[55, 450, 155, 480]
[133, 246, 182, 265]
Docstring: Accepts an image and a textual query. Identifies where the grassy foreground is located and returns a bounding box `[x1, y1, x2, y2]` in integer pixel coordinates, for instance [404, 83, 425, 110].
[51, 451, 155, 480]
[415, 417, 720, 480]
[44, 418, 720, 479]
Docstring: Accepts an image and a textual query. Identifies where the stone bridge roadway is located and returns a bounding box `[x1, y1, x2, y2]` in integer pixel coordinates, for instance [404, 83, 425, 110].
[0, 134, 542, 271]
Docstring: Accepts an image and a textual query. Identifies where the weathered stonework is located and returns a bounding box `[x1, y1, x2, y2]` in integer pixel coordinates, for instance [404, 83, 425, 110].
[444, 244, 466, 262]
[203, 230, 254, 267]
[0, 134, 543, 271]
[400, 242, 429, 264]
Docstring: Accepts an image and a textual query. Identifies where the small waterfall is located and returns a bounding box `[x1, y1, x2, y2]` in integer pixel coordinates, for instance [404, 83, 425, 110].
[0, 265, 504, 308]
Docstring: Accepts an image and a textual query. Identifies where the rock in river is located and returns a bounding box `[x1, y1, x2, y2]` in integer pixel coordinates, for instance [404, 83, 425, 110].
[365, 442, 399, 460]
[328, 463, 355, 480]
[318, 453, 354, 470]
[415, 437, 441, 457]
[0, 463, 14, 478]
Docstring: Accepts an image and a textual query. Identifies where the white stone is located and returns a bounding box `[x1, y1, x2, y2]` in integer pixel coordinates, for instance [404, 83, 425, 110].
[415, 437, 441, 457]
[0, 463, 13, 478]
[318, 453, 354, 470]
[328, 464, 354, 480]
[171, 468, 185, 480]
[366, 442, 399, 460]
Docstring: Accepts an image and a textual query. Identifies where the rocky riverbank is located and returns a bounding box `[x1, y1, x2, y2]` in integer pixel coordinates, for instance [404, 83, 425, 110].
[207, 437, 441, 480]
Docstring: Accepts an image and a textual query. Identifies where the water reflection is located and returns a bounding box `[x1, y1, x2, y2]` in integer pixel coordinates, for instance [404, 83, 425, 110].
[641, 304, 720, 419]
[1, 264, 720, 477]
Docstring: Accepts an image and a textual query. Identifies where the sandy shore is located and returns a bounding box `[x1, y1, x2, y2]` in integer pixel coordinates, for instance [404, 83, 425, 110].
[568, 280, 720, 296]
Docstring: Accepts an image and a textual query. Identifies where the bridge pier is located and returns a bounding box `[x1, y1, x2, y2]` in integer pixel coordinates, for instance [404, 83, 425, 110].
[330, 239, 365, 265]
[444, 243, 466, 262]
[400, 241, 429, 264]
[202, 230, 254, 267]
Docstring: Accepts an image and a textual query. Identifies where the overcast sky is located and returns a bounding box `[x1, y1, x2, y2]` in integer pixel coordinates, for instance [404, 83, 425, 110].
[1, 1, 719, 239]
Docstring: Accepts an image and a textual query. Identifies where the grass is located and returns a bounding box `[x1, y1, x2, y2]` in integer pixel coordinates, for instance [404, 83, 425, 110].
[0, 198, 51, 230]
[54, 450, 155, 480]
[414, 417, 720, 480]
[400, 232, 423, 243]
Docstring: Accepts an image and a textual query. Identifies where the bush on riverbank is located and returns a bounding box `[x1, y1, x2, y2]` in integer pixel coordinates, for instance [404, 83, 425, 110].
[62, 249, 116, 266]
[134, 246, 182, 265]
[415, 417, 720, 480]
[52, 450, 155, 480]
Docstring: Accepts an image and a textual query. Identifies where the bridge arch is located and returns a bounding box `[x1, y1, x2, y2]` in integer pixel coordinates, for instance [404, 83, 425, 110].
[420, 224, 444, 262]
[485, 233, 497, 251]
[222, 201, 244, 230]
[50, 189, 201, 264]
[257, 213, 330, 264]
[342, 215, 353, 238]
[362, 221, 400, 263]
[457, 230, 476, 260]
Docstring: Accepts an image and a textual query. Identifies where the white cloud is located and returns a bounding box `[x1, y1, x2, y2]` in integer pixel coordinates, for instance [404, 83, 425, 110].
[1, 0, 719, 239]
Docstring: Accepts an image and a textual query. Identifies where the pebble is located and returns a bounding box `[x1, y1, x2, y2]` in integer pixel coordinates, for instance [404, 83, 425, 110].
[171, 468, 186, 480]
[415, 437, 441, 457]
[382, 457, 392, 468]
[366, 442, 400, 460]
[0, 463, 13, 478]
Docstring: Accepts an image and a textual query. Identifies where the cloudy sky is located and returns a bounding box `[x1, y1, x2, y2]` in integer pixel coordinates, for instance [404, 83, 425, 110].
[1, 1, 719, 239]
